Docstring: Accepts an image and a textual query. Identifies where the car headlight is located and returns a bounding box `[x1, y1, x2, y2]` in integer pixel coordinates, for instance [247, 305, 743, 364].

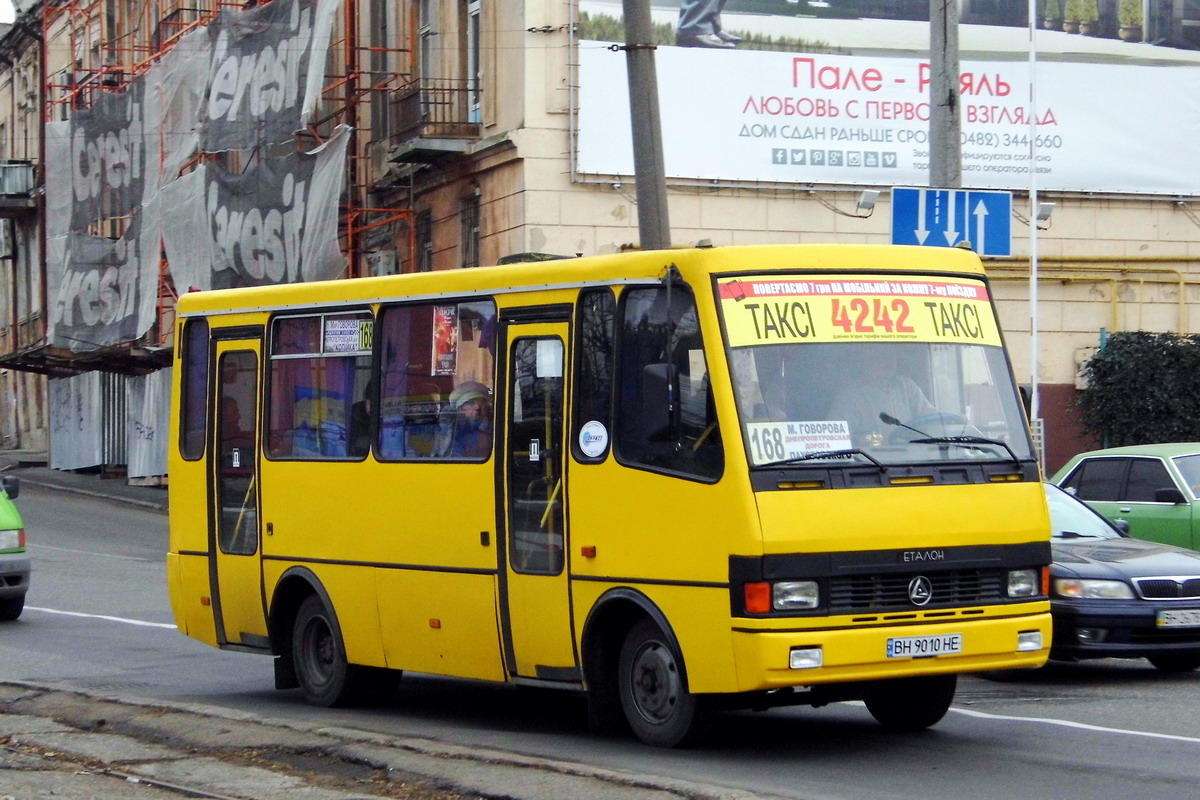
[772, 580, 820, 610]
[1007, 568, 1039, 597]
[0, 529, 24, 550]
[1053, 578, 1134, 599]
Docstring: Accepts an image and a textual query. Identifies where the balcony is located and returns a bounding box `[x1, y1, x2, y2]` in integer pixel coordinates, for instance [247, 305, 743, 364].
[0, 161, 36, 215]
[387, 79, 481, 164]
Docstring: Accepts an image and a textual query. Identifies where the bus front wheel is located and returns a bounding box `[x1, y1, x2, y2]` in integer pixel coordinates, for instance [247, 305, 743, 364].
[617, 618, 713, 747]
[864, 674, 957, 731]
[292, 594, 357, 707]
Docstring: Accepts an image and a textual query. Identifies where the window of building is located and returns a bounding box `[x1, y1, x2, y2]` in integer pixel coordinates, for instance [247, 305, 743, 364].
[419, 0, 436, 82]
[180, 317, 210, 460]
[615, 286, 722, 481]
[415, 210, 433, 272]
[460, 194, 480, 268]
[467, 0, 481, 123]
[266, 311, 374, 459]
[376, 299, 496, 460]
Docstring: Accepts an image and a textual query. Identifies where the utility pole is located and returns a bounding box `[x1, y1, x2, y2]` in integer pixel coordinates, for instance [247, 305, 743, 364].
[621, 0, 671, 250]
[929, 0, 962, 188]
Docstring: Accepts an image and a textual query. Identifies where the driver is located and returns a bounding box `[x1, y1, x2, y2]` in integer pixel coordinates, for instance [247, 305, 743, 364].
[827, 347, 937, 446]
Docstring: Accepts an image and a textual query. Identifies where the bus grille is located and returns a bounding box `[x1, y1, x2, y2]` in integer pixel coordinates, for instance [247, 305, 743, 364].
[828, 569, 1006, 613]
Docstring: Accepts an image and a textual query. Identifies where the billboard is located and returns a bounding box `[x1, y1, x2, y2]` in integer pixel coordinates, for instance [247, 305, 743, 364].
[576, 1, 1200, 195]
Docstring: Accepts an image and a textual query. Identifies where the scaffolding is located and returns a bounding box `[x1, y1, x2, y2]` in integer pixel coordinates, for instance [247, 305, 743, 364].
[41, 0, 417, 359]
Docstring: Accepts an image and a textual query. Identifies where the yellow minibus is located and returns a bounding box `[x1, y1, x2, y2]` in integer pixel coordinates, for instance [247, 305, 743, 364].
[167, 243, 1051, 747]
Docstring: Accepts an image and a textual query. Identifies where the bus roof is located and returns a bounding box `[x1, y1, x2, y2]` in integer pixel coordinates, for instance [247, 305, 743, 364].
[176, 243, 987, 318]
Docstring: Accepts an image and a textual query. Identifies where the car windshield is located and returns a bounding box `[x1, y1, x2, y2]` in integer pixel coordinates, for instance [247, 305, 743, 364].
[727, 339, 1034, 467]
[1045, 484, 1121, 540]
[1170, 453, 1200, 498]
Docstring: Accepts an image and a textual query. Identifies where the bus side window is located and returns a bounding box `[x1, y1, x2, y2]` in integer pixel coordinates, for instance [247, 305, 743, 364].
[615, 287, 723, 481]
[179, 317, 210, 460]
[266, 312, 373, 460]
[572, 288, 615, 462]
[377, 300, 496, 460]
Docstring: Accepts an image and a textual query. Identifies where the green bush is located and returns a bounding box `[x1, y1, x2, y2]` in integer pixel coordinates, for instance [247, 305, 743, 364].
[1064, 0, 1083, 21]
[1119, 0, 1143, 26]
[1078, 0, 1099, 23]
[1078, 331, 1200, 446]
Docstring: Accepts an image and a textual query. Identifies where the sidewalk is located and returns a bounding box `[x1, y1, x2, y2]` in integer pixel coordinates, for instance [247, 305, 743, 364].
[0, 451, 168, 513]
[1, 682, 745, 800]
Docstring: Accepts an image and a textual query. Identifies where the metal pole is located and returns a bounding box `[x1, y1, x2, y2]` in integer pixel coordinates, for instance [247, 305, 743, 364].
[621, 0, 671, 250]
[929, 0, 961, 188]
[1027, 0, 1042, 459]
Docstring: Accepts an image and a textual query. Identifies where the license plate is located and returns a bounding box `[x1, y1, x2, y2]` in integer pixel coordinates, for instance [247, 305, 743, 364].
[1156, 609, 1200, 628]
[886, 633, 964, 658]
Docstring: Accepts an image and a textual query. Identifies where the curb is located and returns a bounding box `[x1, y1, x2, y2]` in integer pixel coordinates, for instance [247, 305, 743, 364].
[1, 680, 769, 800]
[14, 474, 168, 512]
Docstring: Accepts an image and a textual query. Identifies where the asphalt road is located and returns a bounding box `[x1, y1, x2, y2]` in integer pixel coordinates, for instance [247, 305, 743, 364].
[6, 482, 1200, 800]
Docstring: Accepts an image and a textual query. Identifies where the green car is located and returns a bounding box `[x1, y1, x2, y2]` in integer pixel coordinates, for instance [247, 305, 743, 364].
[0, 475, 28, 621]
[1052, 443, 1200, 552]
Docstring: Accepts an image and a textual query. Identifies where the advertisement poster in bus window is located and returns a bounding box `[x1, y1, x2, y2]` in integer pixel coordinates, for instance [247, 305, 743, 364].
[575, 1, 1200, 195]
[433, 306, 458, 376]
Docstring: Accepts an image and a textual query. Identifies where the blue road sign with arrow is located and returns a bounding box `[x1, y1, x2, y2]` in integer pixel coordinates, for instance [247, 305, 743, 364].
[890, 187, 1012, 256]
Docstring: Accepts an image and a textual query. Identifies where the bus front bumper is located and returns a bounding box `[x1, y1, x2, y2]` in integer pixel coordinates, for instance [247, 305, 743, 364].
[730, 609, 1052, 692]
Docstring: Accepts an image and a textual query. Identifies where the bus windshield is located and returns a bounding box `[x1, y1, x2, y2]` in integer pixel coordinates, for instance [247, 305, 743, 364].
[716, 273, 1034, 468]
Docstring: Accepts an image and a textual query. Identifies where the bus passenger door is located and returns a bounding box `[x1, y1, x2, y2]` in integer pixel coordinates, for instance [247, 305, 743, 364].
[500, 322, 577, 679]
[211, 341, 268, 648]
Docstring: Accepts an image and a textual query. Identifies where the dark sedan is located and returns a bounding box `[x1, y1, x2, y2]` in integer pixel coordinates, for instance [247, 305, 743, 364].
[1047, 482, 1200, 672]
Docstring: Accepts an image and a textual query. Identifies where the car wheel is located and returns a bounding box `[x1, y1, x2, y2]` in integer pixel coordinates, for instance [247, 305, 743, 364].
[1147, 653, 1200, 673]
[0, 594, 23, 621]
[864, 674, 957, 731]
[617, 618, 713, 747]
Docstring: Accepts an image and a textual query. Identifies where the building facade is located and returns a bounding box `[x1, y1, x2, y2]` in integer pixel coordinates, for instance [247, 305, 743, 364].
[0, 0, 1197, 476]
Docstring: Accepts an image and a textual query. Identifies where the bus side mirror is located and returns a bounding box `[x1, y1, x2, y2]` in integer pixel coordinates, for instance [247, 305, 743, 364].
[2, 475, 19, 500]
[642, 363, 680, 442]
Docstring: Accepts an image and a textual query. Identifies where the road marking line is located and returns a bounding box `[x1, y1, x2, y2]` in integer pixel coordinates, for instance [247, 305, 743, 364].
[27, 607, 176, 629]
[951, 706, 1200, 744]
[27, 543, 156, 562]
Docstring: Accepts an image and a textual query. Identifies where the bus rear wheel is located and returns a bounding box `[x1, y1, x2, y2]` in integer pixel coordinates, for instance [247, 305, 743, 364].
[864, 674, 957, 731]
[617, 618, 713, 747]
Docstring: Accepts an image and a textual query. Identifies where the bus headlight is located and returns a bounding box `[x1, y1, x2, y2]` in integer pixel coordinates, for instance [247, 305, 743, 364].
[1007, 569, 1039, 598]
[773, 581, 819, 610]
[1053, 578, 1134, 599]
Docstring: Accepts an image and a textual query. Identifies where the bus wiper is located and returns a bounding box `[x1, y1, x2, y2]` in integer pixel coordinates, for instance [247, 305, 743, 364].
[878, 412, 1021, 466]
[907, 435, 1022, 466]
[759, 449, 887, 472]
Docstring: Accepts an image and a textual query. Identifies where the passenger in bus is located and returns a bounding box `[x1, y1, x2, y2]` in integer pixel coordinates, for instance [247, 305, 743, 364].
[447, 381, 492, 458]
[827, 347, 937, 446]
[349, 378, 375, 457]
[220, 396, 255, 477]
